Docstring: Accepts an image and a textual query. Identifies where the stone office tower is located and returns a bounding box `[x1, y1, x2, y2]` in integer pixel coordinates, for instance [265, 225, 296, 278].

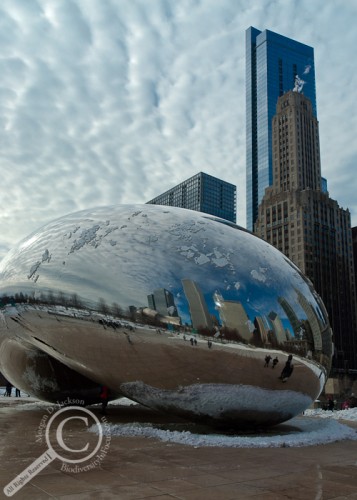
[254, 90, 357, 370]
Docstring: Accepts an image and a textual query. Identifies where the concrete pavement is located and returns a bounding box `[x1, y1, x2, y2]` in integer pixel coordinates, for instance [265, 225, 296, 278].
[0, 399, 356, 499]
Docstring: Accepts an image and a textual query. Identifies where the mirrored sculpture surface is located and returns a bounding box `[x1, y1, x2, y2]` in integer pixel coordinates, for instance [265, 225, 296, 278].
[0, 204, 332, 427]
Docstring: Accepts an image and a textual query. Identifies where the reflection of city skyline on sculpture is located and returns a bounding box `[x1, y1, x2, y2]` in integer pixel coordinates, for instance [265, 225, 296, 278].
[0, 205, 332, 426]
[164, 281, 330, 364]
[95, 274, 329, 363]
[127, 278, 330, 366]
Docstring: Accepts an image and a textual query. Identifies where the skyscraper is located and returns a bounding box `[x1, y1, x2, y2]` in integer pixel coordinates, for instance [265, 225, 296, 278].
[268, 311, 288, 345]
[353, 226, 357, 297]
[246, 27, 316, 231]
[213, 291, 252, 342]
[147, 288, 178, 317]
[254, 90, 356, 370]
[181, 279, 213, 330]
[147, 172, 236, 223]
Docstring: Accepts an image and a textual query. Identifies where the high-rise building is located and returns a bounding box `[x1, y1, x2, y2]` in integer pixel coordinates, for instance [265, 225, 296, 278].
[254, 316, 270, 344]
[352, 227, 357, 296]
[147, 172, 236, 223]
[254, 90, 357, 370]
[147, 288, 178, 317]
[246, 27, 316, 231]
[267, 311, 287, 344]
[277, 296, 302, 337]
[181, 279, 213, 330]
[213, 291, 252, 341]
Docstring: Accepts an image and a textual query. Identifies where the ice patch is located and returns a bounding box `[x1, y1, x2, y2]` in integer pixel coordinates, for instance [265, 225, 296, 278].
[305, 407, 357, 421]
[195, 253, 210, 265]
[212, 257, 229, 267]
[251, 268, 267, 283]
[120, 381, 312, 420]
[90, 416, 357, 448]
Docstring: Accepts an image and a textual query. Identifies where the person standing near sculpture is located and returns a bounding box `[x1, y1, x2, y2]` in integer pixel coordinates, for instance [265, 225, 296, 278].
[279, 355, 294, 382]
[264, 355, 272, 367]
[5, 382, 12, 396]
[100, 385, 110, 415]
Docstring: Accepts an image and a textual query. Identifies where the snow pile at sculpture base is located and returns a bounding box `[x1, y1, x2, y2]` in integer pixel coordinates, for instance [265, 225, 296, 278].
[91, 408, 357, 448]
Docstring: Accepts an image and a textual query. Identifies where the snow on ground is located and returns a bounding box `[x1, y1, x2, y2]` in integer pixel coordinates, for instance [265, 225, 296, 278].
[109, 397, 139, 406]
[305, 407, 357, 421]
[90, 405, 357, 449]
[1, 390, 356, 448]
[90, 417, 356, 448]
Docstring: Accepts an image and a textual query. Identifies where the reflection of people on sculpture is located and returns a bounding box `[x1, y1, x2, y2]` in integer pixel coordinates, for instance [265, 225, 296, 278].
[327, 397, 334, 411]
[272, 356, 279, 369]
[279, 355, 294, 382]
[342, 399, 350, 410]
[100, 385, 109, 415]
[207, 339, 212, 349]
[264, 355, 272, 367]
[5, 382, 12, 396]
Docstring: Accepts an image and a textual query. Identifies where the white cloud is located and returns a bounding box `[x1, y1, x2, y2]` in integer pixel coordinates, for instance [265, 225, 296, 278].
[0, 0, 356, 259]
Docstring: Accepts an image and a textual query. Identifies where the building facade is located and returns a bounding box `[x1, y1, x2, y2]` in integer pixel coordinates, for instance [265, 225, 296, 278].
[353, 226, 357, 297]
[213, 291, 252, 342]
[181, 279, 213, 330]
[246, 26, 316, 231]
[147, 288, 178, 317]
[254, 91, 357, 370]
[147, 172, 236, 223]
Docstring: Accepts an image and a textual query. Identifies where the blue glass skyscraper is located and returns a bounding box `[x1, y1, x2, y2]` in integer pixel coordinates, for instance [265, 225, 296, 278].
[246, 27, 316, 231]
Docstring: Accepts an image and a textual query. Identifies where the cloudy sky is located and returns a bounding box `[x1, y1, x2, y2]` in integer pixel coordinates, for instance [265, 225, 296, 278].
[0, 0, 356, 259]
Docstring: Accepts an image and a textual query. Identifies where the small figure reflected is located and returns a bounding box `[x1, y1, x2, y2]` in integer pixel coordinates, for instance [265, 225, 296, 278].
[327, 397, 335, 411]
[5, 382, 12, 397]
[190, 337, 194, 346]
[194, 338, 197, 346]
[264, 355, 272, 367]
[279, 355, 294, 382]
[100, 385, 109, 415]
[272, 356, 279, 369]
[342, 399, 350, 410]
[15, 388, 21, 397]
[207, 339, 212, 349]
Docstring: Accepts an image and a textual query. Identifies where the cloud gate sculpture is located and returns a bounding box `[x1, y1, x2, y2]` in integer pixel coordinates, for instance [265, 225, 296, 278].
[0, 204, 332, 427]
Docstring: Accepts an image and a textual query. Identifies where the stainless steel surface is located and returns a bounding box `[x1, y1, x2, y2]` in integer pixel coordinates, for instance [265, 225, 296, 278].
[0, 204, 332, 426]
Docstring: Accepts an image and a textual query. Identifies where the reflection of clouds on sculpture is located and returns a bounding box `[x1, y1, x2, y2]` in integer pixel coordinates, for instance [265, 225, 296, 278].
[0, 204, 330, 352]
[250, 268, 268, 283]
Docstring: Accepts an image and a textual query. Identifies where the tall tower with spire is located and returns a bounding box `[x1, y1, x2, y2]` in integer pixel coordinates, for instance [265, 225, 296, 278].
[254, 90, 357, 371]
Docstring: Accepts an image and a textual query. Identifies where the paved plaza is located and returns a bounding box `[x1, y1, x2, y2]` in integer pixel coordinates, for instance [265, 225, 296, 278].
[0, 399, 356, 500]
